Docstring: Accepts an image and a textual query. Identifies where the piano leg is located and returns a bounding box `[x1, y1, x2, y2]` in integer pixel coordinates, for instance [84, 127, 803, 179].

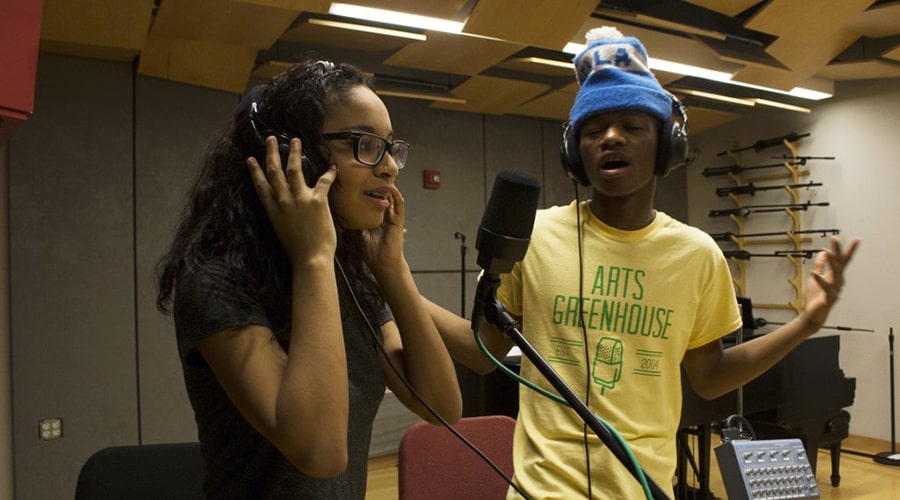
[829, 441, 842, 487]
[822, 409, 851, 487]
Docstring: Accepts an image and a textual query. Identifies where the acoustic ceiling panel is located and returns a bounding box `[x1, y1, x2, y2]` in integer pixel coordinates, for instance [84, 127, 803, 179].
[40, 0, 155, 60]
[815, 59, 900, 80]
[730, 65, 804, 93]
[463, 0, 599, 50]
[151, 0, 300, 49]
[384, 32, 524, 76]
[694, 35, 787, 70]
[682, 0, 763, 17]
[231, 0, 330, 11]
[653, 70, 686, 88]
[844, 2, 900, 38]
[745, 0, 876, 40]
[432, 75, 550, 115]
[761, 29, 859, 75]
[730, 25, 859, 91]
[512, 90, 575, 122]
[560, 80, 580, 94]
[138, 35, 258, 93]
[280, 17, 418, 52]
[37, 41, 142, 63]
[884, 43, 900, 62]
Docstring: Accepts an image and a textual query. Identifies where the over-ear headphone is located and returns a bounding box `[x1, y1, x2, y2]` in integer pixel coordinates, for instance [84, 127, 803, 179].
[233, 84, 324, 187]
[559, 92, 689, 185]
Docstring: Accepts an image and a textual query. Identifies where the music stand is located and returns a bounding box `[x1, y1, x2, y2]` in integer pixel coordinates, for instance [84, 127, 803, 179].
[874, 327, 900, 466]
[735, 296, 759, 416]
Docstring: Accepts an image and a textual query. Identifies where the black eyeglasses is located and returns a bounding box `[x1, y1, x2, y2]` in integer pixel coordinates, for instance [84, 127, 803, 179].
[321, 131, 409, 170]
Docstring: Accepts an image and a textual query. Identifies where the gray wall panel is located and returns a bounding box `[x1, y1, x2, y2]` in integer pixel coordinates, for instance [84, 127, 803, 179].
[9, 54, 136, 500]
[540, 120, 592, 207]
[656, 166, 688, 222]
[385, 96, 486, 272]
[411, 272, 469, 321]
[133, 76, 239, 445]
[484, 114, 543, 203]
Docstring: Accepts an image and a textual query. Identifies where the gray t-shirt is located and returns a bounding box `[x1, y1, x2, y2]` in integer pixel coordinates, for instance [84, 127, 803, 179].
[174, 269, 390, 499]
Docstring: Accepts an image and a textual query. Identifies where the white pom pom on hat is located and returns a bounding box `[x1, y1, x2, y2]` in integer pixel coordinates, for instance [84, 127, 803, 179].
[584, 26, 625, 43]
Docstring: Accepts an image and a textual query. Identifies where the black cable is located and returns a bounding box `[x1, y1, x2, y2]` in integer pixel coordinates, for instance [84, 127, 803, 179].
[574, 183, 594, 499]
[721, 414, 757, 441]
[130, 54, 142, 445]
[842, 449, 877, 459]
[334, 259, 532, 500]
[571, 186, 661, 499]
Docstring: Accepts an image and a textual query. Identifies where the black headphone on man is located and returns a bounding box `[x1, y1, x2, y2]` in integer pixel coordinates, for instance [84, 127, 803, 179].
[232, 84, 326, 187]
[559, 91, 689, 186]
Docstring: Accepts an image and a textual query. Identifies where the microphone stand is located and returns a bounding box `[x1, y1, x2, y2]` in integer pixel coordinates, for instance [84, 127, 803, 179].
[874, 327, 900, 466]
[480, 286, 670, 500]
[454, 232, 467, 317]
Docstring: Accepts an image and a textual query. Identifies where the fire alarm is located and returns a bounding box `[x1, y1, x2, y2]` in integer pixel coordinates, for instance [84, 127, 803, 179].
[423, 170, 441, 189]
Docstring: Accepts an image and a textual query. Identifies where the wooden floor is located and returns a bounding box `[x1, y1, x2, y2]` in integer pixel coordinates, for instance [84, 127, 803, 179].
[365, 435, 900, 499]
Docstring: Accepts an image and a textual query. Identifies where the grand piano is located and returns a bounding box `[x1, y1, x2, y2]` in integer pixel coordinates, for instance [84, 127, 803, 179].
[678, 310, 856, 497]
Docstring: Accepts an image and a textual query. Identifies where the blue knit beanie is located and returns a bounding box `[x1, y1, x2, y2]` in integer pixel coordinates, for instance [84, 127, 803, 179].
[569, 27, 672, 133]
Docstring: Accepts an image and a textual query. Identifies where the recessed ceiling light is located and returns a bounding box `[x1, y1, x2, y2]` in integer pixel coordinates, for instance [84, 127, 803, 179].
[676, 88, 756, 107]
[753, 98, 811, 113]
[329, 3, 465, 34]
[307, 18, 426, 41]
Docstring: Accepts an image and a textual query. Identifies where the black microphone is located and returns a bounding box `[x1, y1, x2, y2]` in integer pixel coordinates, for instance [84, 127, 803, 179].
[471, 170, 541, 330]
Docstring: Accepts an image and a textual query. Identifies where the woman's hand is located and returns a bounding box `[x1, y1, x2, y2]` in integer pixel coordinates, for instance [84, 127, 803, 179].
[364, 185, 406, 270]
[246, 136, 337, 265]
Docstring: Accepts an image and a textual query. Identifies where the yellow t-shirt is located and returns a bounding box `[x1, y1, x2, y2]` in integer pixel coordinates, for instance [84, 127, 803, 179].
[498, 201, 741, 499]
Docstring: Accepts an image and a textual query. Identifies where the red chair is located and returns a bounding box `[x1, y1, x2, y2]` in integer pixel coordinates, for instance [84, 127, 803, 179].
[398, 415, 517, 500]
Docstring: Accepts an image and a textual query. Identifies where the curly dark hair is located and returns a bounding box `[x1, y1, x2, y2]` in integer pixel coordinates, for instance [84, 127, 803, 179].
[156, 59, 385, 330]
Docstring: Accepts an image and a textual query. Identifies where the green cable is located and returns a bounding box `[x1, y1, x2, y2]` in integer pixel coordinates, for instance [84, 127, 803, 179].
[474, 329, 653, 500]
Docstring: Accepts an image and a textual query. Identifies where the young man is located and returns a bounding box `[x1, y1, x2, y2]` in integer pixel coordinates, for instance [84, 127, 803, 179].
[428, 27, 859, 499]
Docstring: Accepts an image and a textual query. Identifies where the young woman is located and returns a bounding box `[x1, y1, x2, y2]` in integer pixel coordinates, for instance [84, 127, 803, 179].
[156, 59, 461, 499]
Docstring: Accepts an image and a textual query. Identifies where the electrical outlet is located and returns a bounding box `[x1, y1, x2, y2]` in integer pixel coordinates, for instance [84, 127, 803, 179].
[38, 418, 63, 440]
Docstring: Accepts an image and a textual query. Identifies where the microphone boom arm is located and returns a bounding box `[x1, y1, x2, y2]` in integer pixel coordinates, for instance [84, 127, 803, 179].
[480, 292, 670, 500]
